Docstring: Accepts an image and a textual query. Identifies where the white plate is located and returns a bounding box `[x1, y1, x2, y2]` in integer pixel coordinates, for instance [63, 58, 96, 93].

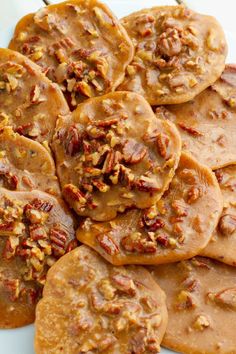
[0, 1, 235, 353]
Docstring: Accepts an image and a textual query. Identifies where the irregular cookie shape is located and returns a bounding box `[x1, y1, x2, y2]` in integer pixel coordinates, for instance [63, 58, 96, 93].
[76, 152, 222, 265]
[201, 165, 236, 266]
[0, 188, 76, 328]
[159, 64, 236, 169]
[35, 245, 167, 354]
[9, 0, 134, 108]
[0, 48, 69, 143]
[150, 257, 236, 354]
[0, 127, 59, 195]
[53, 91, 181, 221]
[119, 5, 227, 105]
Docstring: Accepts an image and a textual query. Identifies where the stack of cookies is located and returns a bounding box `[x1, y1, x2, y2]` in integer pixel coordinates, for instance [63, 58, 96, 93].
[0, 1, 235, 353]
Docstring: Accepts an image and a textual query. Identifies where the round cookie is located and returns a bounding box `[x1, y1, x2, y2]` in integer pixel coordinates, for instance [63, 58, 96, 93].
[201, 165, 236, 266]
[35, 245, 168, 354]
[0, 127, 59, 195]
[0, 188, 76, 328]
[158, 64, 236, 169]
[52, 91, 181, 221]
[0, 48, 69, 144]
[118, 5, 227, 105]
[76, 152, 223, 265]
[9, 0, 134, 108]
[150, 257, 236, 354]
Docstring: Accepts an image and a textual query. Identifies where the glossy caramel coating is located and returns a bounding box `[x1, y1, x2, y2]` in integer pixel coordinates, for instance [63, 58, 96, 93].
[9, 0, 134, 108]
[150, 257, 236, 354]
[202, 165, 236, 266]
[53, 91, 181, 221]
[35, 245, 167, 354]
[76, 153, 222, 264]
[0, 188, 76, 328]
[0, 127, 59, 195]
[161, 64, 236, 169]
[0, 48, 69, 143]
[119, 5, 227, 105]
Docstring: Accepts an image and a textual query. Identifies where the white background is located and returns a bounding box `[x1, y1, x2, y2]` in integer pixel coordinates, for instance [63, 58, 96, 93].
[0, 1, 236, 353]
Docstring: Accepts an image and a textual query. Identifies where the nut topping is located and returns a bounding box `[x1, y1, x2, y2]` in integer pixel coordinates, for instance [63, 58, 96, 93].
[54, 91, 181, 221]
[34, 246, 168, 354]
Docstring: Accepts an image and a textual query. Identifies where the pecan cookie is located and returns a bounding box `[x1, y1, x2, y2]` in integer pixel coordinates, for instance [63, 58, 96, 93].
[35, 245, 167, 354]
[150, 257, 236, 354]
[201, 165, 236, 266]
[76, 152, 222, 265]
[118, 5, 227, 105]
[0, 127, 59, 195]
[159, 64, 236, 169]
[0, 188, 76, 328]
[52, 91, 181, 221]
[9, 0, 134, 108]
[0, 48, 69, 144]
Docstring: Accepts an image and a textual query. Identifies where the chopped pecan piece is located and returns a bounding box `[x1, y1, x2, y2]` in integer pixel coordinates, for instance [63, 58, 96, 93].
[218, 214, 236, 236]
[187, 186, 202, 204]
[193, 315, 210, 331]
[111, 273, 136, 297]
[121, 233, 157, 254]
[96, 234, 120, 255]
[156, 234, 169, 247]
[136, 176, 160, 192]
[65, 125, 82, 156]
[178, 122, 203, 137]
[141, 211, 165, 232]
[156, 133, 170, 159]
[29, 225, 47, 241]
[176, 290, 196, 310]
[209, 288, 236, 310]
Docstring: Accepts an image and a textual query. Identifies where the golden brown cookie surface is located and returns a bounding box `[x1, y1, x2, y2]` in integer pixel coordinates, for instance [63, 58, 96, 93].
[9, 0, 134, 108]
[0, 188, 76, 328]
[160, 64, 236, 169]
[150, 257, 236, 354]
[119, 5, 227, 105]
[0, 48, 69, 143]
[76, 152, 222, 265]
[201, 165, 236, 266]
[35, 245, 167, 354]
[53, 91, 181, 221]
[0, 127, 59, 195]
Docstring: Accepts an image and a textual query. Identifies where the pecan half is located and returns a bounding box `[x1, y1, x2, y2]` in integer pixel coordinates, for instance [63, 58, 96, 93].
[50, 227, 69, 257]
[123, 140, 147, 164]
